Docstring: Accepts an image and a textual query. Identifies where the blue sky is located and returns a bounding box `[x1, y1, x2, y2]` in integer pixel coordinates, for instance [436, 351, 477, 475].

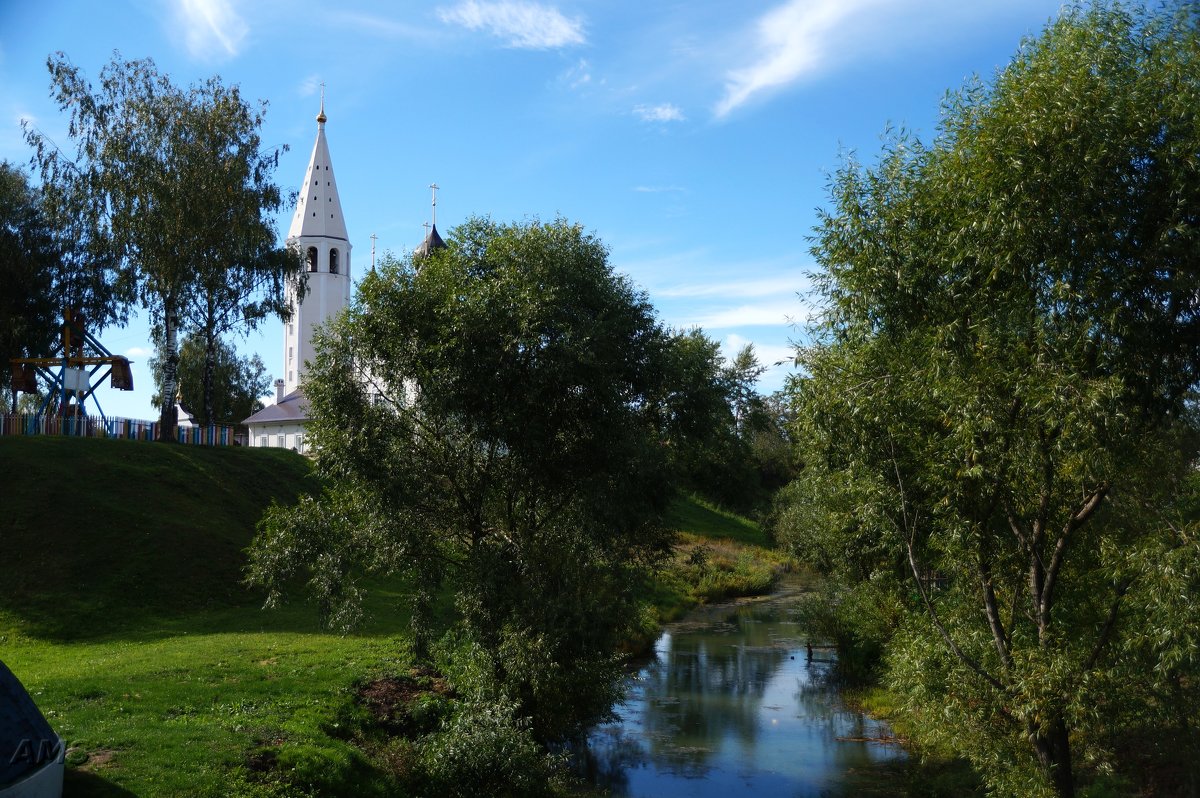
[1, 0, 1065, 420]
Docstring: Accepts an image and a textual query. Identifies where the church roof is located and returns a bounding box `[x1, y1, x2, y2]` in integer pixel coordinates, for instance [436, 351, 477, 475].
[288, 102, 349, 243]
[414, 224, 447, 260]
[0, 660, 58, 786]
[242, 388, 309, 426]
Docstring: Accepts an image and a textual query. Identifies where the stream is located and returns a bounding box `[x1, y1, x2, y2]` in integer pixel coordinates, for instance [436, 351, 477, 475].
[579, 575, 906, 796]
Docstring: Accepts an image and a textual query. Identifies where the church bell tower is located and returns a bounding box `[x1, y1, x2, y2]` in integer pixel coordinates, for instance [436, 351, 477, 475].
[283, 96, 351, 395]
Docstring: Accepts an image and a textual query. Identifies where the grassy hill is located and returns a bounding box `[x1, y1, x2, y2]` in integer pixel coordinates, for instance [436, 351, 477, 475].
[0, 436, 780, 796]
[1, 436, 317, 639]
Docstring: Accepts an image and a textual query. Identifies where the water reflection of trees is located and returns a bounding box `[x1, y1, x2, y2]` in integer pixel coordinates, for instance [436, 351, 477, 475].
[581, 588, 905, 794]
[634, 605, 795, 773]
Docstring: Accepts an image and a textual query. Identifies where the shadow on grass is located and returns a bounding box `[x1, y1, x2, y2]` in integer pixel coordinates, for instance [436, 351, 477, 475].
[0, 574, 417, 645]
[64, 768, 139, 797]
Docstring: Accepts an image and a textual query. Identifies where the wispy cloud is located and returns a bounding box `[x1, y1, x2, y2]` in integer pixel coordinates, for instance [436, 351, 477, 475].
[298, 74, 321, 97]
[331, 10, 428, 40]
[715, 0, 879, 118]
[633, 185, 686, 194]
[634, 103, 685, 123]
[560, 59, 593, 90]
[439, 1, 585, 49]
[658, 274, 806, 299]
[687, 301, 811, 329]
[175, 0, 248, 60]
[125, 346, 153, 359]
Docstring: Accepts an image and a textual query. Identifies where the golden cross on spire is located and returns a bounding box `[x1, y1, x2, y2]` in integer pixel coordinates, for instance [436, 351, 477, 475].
[429, 183, 439, 227]
[317, 82, 327, 124]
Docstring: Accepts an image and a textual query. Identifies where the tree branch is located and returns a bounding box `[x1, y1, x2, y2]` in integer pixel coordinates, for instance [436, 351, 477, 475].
[1080, 577, 1131, 674]
[907, 534, 1008, 694]
[1040, 484, 1108, 637]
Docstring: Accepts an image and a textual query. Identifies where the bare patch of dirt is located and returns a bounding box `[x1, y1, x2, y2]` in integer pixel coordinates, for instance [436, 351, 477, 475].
[357, 666, 454, 734]
[71, 748, 117, 771]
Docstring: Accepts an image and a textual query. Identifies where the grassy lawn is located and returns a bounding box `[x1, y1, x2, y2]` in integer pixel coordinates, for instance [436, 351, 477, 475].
[5, 613, 410, 797]
[0, 438, 785, 796]
[0, 437, 412, 796]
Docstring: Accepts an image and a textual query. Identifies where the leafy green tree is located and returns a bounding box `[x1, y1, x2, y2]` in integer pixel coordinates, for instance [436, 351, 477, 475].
[170, 86, 296, 426]
[249, 218, 682, 745]
[149, 332, 270, 426]
[723, 343, 767, 436]
[25, 53, 298, 440]
[0, 162, 62, 412]
[777, 4, 1200, 796]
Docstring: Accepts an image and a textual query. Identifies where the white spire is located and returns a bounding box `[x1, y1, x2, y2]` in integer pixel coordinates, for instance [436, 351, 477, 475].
[288, 96, 348, 242]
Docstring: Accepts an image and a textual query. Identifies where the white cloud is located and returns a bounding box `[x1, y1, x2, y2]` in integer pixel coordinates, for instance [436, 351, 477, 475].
[634, 103, 685, 123]
[687, 301, 811, 329]
[439, 1, 585, 49]
[714, 0, 880, 118]
[658, 274, 806, 300]
[633, 185, 686, 194]
[723, 333, 796, 369]
[125, 347, 153, 359]
[175, 0, 248, 60]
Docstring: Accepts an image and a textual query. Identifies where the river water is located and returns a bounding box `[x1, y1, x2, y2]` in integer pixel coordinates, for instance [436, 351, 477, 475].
[581, 576, 905, 796]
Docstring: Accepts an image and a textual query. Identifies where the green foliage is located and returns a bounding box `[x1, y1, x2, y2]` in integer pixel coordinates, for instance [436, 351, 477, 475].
[150, 331, 271, 425]
[412, 696, 559, 798]
[664, 333, 792, 514]
[249, 217, 688, 750]
[777, 3, 1200, 795]
[25, 53, 299, 438]
[0, 162, 63, 411]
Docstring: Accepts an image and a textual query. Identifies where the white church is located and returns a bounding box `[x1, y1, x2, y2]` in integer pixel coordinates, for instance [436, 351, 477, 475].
[242, 101, 443, 452]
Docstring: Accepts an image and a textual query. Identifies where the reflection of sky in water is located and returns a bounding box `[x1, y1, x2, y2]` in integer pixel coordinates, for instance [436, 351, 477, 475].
[582, 579, 906, 797]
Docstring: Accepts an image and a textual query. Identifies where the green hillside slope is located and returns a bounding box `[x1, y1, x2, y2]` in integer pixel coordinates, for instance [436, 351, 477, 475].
[0, 436, 782, 796]
[0, 436, 315, 638]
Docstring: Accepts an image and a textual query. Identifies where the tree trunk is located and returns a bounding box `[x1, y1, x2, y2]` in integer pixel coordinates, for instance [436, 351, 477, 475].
[158, 302, 180, 442]
[203, 327, 217, 427]
[1031, 714, 1075, 798]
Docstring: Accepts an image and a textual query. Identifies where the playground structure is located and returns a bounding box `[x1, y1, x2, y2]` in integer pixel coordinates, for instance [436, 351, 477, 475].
[8, 308, 134, 423]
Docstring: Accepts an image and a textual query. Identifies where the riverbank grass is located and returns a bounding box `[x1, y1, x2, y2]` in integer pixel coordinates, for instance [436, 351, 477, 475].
[650, 494, 795, 621]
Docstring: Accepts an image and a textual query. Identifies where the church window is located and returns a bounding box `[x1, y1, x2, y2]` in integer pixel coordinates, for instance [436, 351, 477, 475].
[306, 246, 318, 272]
[258, 436, 267, 448]
[330, 249, 339, 274]
[277, 435, 285, 448]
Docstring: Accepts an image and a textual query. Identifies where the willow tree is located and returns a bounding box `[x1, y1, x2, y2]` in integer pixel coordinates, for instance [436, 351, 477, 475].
[250, 218, 682, 744]
[25, 53, 297, 437]
[779, 4, 1200, 796]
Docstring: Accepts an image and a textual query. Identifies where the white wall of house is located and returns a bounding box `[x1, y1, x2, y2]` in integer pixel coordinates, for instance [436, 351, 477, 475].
[246, 422, 308, 454]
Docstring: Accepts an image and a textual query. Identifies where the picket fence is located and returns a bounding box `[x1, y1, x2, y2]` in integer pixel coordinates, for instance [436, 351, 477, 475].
[0, 413, 236, 446]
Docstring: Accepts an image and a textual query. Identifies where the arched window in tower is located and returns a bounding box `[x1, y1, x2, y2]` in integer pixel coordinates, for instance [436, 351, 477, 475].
[329, 248, 340, 275]
[306, 247, 318, 272]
